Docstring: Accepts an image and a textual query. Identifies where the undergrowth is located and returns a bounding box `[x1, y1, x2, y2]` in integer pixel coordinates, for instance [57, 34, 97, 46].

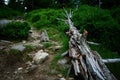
[0, 6, 21, 19]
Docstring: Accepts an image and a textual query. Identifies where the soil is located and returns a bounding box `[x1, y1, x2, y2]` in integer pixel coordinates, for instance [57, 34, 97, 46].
[0, 28, 64, 80]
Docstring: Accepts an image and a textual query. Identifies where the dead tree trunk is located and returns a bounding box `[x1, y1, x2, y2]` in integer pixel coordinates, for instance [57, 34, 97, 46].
[40, 30, 49, 42]
[64, 10, 117, 80]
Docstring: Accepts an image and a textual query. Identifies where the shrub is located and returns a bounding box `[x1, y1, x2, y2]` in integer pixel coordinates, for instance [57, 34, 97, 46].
[0, 21, 31, 40]
[72, 5, 120, 53]
[111, 7, 120, 24]
[26, 9, 67, 30]
[0, 6, 21, 19]
[31, 15, 40, 23]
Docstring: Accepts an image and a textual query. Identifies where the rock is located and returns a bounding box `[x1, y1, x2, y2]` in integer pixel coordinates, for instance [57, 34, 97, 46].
[54, 77, 66, 80]
[25, 64, 37, 73]
[50, 69, 58, 74]
[58, 74, 63, 78]
[68, 77, 74, 80]
[0, 19, 12, 27]
[22, 40, 26, 44]
[28, 28, 40, 41]
[27, 53, 35, 58]
[11, 44, 25, 52]
[60, 78, 66, 80]
[33, 50, 49, 64]
[17, 67, 24, 73]
[25, 61, 32, 66]
[0, 40, 12, 46]
[55, 46, 62, 50]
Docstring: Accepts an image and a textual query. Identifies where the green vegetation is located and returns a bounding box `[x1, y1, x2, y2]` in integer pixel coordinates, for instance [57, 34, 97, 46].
[26, 9, 68, 30]
[0, 21, 31, 40]
[0, 0, 120, 79]
[111, 6, 120, 24]
[0, 6, 21, 19]
[26, 8, 70, 72]
[72, 5, 120, 53]
[25, 6, 120, 77]
[42, 42, 53, 48]
[90, 45, 119, 59]
[25, 44, 34, 52]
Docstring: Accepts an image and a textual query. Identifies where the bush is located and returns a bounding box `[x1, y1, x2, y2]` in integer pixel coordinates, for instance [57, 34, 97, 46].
[72, 5, 120, 53]
[31, 15, 40, 23]
[0, 6, 21, 19]
[0, 21, 31, 40]
[26, 9, 67, 30]
[111, 7, 120, 24]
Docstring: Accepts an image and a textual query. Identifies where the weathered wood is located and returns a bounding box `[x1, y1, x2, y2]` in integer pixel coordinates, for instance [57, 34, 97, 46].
[63, 10, 117, 80]
[103, 59, 120, 63]
[87, 41, 100, 45]
[40, 30, 49, 42]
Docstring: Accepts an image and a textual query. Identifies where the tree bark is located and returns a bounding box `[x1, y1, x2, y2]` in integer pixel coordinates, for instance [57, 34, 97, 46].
[40, 30, 49, 42]
[64, 10, 117, 80]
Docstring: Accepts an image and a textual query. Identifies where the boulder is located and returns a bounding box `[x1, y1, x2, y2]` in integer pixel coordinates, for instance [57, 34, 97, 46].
[11, 44, 25, 52]
[33, 50, 49, 64]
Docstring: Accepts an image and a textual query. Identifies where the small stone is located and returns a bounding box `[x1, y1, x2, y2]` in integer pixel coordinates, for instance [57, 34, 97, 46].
[68, 77, 74, 80]
[55, 46, 62, 50]
[58, 74, 63, 78]
[11, 44, 25, 52]
[18, 67, 23, 71]
[17, 67, 24, 73]
[51, 69, 58, 74]
[26, 64, 37, 73]
[33, 50, 49, 64]
[25, 61, 32, 66]
[60, 78, 66, 80]
[31, 65, 37, 70]
[22, 40, 26, 44]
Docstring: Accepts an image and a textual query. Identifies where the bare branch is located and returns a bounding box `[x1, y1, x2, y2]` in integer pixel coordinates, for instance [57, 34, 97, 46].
[103, 58, 120, 63]
[87, 41, 100, 45]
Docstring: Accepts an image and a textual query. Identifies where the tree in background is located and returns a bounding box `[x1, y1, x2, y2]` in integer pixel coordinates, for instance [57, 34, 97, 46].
[23, 0, 55, 11]
[80, 0, 120, 9]
[56, 0, 74, 8]
[0, 0, 5, 6]
[101, 0, 120, 9]
[8, 0, 24, 12]
[80, 0, 98, 6]
[33, 0, 54, 8]
[24, 0, 34, 11]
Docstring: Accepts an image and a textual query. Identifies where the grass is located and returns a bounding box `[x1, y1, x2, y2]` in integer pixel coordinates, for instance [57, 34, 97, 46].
[42, 42, 53, 48]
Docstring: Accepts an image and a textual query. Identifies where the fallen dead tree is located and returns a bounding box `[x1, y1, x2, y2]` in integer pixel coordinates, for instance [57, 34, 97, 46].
[61, 10, 117, 80]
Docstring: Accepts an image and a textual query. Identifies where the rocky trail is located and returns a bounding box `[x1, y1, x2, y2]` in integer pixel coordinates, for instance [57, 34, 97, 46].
[0, 27, 71, 80]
